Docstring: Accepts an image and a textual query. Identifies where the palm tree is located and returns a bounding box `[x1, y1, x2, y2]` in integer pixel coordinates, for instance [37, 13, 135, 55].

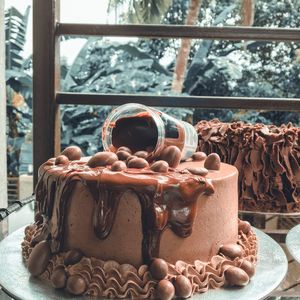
[110, 0, 202, 94]
[171, 0, 201, 93]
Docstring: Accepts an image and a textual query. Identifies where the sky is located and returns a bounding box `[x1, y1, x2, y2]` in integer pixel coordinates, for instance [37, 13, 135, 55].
[5, 0, 114, 65]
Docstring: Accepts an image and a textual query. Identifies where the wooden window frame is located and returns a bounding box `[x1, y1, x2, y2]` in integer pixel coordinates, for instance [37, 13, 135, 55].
[32, 0, 300, 183]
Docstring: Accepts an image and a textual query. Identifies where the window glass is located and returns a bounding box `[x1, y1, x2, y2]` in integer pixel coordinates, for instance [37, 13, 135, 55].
[60, 38, 300, 99]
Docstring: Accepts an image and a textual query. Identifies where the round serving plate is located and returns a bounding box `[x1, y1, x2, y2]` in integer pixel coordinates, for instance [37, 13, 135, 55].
[0, 227, 287, 300]
[286, 224, 300, 263]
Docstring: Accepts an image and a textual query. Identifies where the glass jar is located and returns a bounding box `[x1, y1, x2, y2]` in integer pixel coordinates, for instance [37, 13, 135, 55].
[102, 103, 198, 161]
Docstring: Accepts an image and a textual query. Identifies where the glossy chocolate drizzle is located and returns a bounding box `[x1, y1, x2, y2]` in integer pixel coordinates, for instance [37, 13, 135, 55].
[36, 160, 214, 263]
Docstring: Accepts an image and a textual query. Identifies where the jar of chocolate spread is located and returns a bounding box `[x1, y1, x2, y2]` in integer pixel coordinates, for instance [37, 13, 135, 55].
[102, 103, 198, 161]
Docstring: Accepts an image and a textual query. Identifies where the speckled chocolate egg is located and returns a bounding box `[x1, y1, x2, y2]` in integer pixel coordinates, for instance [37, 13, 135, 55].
[239, 260, 255, 278]
[186, 167, 208, 176]
[61, 146, 82, 161]
[238, 220, 251, 234]
[28, 240, 51, 276]
[156, 279, 175, 300]
[126, 155, 137, 164]
[117, 146, 132, 154]
[219, 243, 243, 259]
[51, 267, 67, 289]
[55, 155, 69, 165]
[150, 161, 169, 173]
[127, 157, 149, 169]
[174, 275, 192, 298]
[134, 151, 148, 159]
[111, 160, 127, 171]
[66, 275, 87, 295]
[204, 153, 221, 170]
[87, 152, 118, 168]
[150, 258, 168, 280]
[116, 150, 131, 161]
[192, 151, 207, 161]
[64, 249, 83, 266]
[225, 266, 249, 286]
[119, 264, 137, 276]
[160, 146, 181, 168]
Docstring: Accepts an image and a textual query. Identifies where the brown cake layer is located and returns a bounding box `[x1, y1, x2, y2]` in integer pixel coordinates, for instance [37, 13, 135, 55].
[196, 119, 300, 213]
[35, 157, 238, 266]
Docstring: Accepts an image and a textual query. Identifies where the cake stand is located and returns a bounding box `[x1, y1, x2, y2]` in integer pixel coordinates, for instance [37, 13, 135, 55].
[286, 224, 300, 263]
[0, 227, 287, 300]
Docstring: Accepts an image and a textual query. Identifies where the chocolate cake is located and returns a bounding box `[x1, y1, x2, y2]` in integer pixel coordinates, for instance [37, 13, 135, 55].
[22, 145, 257, 299]
[196, 119, 300, 213]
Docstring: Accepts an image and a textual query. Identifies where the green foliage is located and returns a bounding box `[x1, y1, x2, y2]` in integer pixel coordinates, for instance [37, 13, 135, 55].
[109, 0, 173, 24]
[5, 6, 32, 176]
[5, 6, 30, 70]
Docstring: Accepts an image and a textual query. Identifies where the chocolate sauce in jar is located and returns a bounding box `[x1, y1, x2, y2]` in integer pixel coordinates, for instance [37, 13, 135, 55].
[111, 115, 158, 153]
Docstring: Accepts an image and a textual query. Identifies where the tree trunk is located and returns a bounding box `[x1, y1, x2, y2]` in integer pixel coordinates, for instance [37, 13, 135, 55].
[171, 0, 201, 93]
[241, 0, 254, 26]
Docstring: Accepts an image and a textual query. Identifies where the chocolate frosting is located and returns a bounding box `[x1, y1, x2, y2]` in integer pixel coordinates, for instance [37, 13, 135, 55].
[196, 119, 300, 212]
[35, 159, 214, 262]
[22, 221, 257, 298]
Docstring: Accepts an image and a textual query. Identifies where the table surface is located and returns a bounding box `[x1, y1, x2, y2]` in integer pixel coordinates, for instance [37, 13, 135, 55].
[0, 203, 298, 300]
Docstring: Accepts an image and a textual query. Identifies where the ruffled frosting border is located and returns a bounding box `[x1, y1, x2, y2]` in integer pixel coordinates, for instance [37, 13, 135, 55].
[22, 221, 257, 298]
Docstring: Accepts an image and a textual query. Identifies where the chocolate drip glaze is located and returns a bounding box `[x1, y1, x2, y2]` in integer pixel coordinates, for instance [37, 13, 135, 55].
[196, 119, 300, 212]
[36, 160, 214, 262]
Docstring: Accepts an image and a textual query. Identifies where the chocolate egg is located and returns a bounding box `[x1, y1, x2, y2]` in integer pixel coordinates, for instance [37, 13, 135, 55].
[204, 153, 221, 170]
[219, 243, 243, 259]
[55, 155, 69, 165]
[134, 151, 148, 159]
[34, 212, 43, 224]
[28, 240, 51, 276]
[66, 275, 87, 295]
[150, 258, 168, 280]
[156, 279, 175, 300]
[150, 161, 169, 173]
[127, 157, 149, 169]
[119, 264, 137, 276]
[30, 225, 50, 246]
[116, 150, 131, 161]
[238, 220, 251, 234]
[64, 249, 83, 266]
[225, 266, 249, 286]
[61, 146, 82, 161]
[240, 260, 255, 278]
[126, 155, 137, 164]
[117, 146, 132, 154]
[186, 167, 208, 176]
[192, 151, 207, 161]
[87, 152, 118, 168]
[160, 146, 181, 168]
[51, 267, 67, 289]
[111, 161, 127, 171]
[174, 275, 192, 298]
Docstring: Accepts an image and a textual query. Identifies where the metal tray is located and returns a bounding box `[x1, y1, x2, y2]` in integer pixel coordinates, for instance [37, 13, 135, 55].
[286, 224, 300, 263]
[0, 227, 287, 300]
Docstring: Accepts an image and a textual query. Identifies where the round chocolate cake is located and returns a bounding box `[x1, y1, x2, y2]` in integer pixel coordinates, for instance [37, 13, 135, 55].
[196, 119, 300, 213]
[22, 145, 257, 299]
